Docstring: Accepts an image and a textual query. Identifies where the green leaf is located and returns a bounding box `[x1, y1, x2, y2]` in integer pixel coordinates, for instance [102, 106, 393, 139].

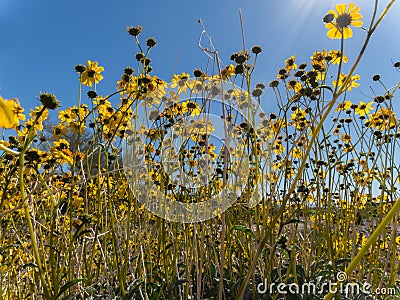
[56, 278, 86, 299]
[231, 225, 258, 241]
[315, 84, 334, 95]
[284, 219, 304, 226]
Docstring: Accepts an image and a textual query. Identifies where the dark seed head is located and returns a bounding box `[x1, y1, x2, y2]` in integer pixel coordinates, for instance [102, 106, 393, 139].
[75, 64, 86, 74]
[372, 74, 380, 81]
[269, 80, 279, 88]
[146, 37, 157, 48]
[252, 88, 263, 97]
[193, 69, 203, 77]
[124, 67, 134, 75]
[235, 54, 247, 64]
[39, 93, 60, 110]
[135, 52, 145, 61]
[235, 64, 244, 74]
[127, 25, 142, 37]
[251, 45, 262, 55]
[87, 91, 97, 99]
[323, 13, 334, 23]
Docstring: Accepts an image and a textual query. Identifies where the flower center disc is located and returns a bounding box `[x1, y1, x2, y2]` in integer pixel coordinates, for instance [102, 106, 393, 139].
[337, 13, 352, 28]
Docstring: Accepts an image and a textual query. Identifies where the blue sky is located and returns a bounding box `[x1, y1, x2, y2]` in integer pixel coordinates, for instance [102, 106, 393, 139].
[0, 0, 399, 115]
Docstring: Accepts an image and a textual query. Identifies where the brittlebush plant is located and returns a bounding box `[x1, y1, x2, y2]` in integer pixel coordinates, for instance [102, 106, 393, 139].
[0, 1, 399, 299]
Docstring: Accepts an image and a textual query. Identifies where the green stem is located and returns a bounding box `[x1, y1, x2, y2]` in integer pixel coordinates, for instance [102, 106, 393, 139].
[324, 198, 400, 300]
[20, 151, 52, 299]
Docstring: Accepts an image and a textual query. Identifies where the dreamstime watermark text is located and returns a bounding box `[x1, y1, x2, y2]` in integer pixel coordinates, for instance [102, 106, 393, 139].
[256, 272, 397, 297]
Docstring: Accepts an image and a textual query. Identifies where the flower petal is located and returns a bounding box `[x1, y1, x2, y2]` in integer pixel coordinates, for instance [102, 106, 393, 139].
[351, 19, 363, 27]
[327, 27, 342, 39]
[0, 97, 18, 129]
[343, 27, 353, 39]
[335, 3, 347, 15]
[325, 23, 335, 29]
[347, 2, 356, 13]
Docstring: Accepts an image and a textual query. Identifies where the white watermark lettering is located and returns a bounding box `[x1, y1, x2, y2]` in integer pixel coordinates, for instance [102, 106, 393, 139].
[256, 273, 398, 297]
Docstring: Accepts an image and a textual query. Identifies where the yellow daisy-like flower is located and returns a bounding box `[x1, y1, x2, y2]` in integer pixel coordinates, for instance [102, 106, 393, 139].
[325, 2, 363, 39]
[328, 50, 348, 64]
[366, 107, 397, 131]
[221, 64, 236, 80]
[80, 60, 105, 87]
[355, 101, 373, 116]
[182, 101, 201, 117]
[335, 100, 352, 112]
[171, 72, 190, 89]
[273, 140, 285, 155]
[284, 55, 297, 72]
[288, 81, 302, 93]
[290, 147, 303, 159]
[333, 73, 360, 91]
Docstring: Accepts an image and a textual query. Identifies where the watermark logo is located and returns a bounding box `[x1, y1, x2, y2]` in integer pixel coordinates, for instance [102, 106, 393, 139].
[122, 78, 272, 223]
[256, 271, 397, 297]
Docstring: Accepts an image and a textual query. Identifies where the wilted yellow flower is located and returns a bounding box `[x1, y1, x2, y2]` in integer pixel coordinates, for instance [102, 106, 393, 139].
[325, 2, 363, 39]
[341, 134, 352, 143]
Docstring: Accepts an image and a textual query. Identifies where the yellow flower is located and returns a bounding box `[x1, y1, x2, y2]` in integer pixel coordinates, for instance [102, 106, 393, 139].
[290, 147, 303, 159]
[182, 101, 201, 117]
[333, 74, 360, 91]
[80, 60, 104, 87]
[27, 106, 48, 131]
[290, 108, 308, 130]
[171, 72, 190, 89]
[0, 96, 25, 129]
[52, 139, 74, 165]
[335, 100, 352, 112]
[325, 3, 363, 39]
[52, 125, 68, 139]
[366, 108, 397, 131]
[311, 50, 327, 63]
[58, 108, 74, 123]
[272, 118, 286, 135]
[288, 80, 302, 93]
[310, 50, 327, 72]
[341, 134, 352, 143]
[54, 138, 70, 150]
[273, 140, 285, 155]
[284, 55, 297, 72]
[355, 101, 373, 116]
[221, 64, 236, 80]
[328, 50, 348, 64]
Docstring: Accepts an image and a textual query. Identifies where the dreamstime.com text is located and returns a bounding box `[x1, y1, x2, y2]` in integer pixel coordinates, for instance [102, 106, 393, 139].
[256, 272, 397, 297]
